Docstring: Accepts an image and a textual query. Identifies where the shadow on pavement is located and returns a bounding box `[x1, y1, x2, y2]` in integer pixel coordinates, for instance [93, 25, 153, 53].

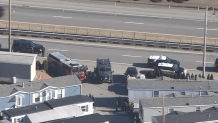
[197, 66, 217, 72]
[0, 48, 8, 51]
[94, 97, 118, 108]
[108, 74, 128, 95]
[133, 63, 152, 68]
[139, 70, 150, 74]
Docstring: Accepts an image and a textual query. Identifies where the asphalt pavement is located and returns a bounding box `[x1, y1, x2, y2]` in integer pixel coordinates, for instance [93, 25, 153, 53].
[0, 0, 218, 37]
[0, 35, 217, 76]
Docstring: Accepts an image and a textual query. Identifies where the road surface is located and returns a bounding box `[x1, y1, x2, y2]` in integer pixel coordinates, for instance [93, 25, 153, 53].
[0, 5, 218, 37]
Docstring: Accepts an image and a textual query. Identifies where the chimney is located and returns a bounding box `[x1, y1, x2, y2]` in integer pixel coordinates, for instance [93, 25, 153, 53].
[22, 82, 24, 88]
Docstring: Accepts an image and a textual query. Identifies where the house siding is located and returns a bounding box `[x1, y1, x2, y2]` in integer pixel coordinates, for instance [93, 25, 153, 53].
[65, 85, 81, 97]
[0, 85, 82, 111]
[0, 92, 29, 111]
[141, 104, 218, 123]
[129, 89, 218, 108]
[0, 63, 31, 83]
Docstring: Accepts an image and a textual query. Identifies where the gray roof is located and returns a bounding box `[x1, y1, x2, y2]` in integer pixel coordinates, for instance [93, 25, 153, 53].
[45, 95, 93, 108]
[2, 103, 51, 117]
[0, 75, 81, 97]
[153, 110, 218, 123]
[47, 113, 108, 123]
[140, 96, 218, 108]
[2, 95, 90, 117]
[127, 77, 218, 90]
[0, 51, 37, 65]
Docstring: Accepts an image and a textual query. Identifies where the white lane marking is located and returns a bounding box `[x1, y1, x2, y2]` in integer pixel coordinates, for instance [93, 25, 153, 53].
[48, 49, 67, 51]
[196, 61, 214, 64]
[197, 28, 218, 31]
[125, 22, 144, 25]
[1, 3, 218, 22]
[53, 16, 72, 19]
[122, 55, 142, 58]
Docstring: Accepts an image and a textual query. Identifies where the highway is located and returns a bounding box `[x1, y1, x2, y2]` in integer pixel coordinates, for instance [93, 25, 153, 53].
[1, 6, 218, 37]
[0, 36, 216, 70]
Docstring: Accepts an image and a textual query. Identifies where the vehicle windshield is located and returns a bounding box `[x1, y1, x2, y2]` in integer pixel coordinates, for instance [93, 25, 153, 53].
[166, 57, 171, 63]
[127, 69, 136, 74]
[30, 42, 35, 46]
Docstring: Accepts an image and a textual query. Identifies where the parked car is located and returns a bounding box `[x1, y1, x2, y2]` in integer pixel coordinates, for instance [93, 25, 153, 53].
[148, 55, 180, 67]
[12, 39, 45, 56]
[124, 67, 138, 81]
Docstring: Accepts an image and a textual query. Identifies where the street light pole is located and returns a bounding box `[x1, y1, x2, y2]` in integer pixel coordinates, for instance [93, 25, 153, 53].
[203, 7, 208, 77]
[9, 0, 12, 52]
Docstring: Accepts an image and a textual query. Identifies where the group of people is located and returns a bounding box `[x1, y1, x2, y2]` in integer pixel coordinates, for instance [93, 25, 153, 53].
[116, 97, 134, 113]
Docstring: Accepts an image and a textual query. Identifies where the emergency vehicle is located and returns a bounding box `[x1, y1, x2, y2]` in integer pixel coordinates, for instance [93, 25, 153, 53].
[47, 52, 88, 81]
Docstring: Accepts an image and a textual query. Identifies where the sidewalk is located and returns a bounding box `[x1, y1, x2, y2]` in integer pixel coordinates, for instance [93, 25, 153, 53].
[0, 0, 218, 21]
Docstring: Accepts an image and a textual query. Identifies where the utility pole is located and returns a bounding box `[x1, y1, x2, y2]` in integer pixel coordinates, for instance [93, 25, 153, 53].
[162, 94, 165, 123]
[203, 7, 208, 77]
[8, 0, 12, 52]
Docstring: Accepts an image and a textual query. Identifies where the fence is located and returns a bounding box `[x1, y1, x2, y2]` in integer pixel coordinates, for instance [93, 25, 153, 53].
[0, 20, 217, 46]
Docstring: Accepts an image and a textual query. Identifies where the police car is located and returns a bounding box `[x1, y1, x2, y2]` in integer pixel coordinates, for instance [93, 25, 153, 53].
[155, 62, 187, 76]
[147, 55, 180, 67]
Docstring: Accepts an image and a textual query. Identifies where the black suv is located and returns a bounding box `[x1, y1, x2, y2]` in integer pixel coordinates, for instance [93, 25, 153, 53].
[12, 39, 45, 56]
[124, 67, 138, 82]
[214, 58, 218, 71]
[94, 58, 113, 83]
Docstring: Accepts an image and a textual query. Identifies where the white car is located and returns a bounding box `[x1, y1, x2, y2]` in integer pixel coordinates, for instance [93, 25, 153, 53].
[147, 55, 180, 67]
[147, 55, 167, 65]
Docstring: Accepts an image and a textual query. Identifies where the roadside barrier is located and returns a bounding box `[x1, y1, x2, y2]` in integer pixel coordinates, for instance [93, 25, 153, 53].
[0, 20, 218, 52]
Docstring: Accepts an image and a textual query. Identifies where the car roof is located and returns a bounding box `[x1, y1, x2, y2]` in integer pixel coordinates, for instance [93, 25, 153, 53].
[14, 39, 32, 43]
[127, 67, 137, 70]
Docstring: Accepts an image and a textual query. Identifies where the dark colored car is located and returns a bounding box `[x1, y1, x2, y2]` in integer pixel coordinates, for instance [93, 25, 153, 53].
[94, 58, 113, 83]
[0, 7, 4, 18]
[156, 57, 180, 67]
[12, 39, 45, 56]
[124, 67, 138, 81]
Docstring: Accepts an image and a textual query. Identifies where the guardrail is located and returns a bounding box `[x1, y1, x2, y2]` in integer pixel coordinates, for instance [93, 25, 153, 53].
[0, 20, 218, 52]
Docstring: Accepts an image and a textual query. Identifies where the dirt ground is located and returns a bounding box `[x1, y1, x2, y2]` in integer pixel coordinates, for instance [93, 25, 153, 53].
[94, 0, 218, 9]
[34, 70, 51, 81]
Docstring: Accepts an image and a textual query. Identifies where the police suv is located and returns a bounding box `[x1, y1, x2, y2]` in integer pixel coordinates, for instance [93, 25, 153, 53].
[147, 55, 180, 67]
[155, 62, 187, 76]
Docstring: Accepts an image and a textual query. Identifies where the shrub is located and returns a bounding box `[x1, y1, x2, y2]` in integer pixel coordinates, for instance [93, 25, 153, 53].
[36, 61, 41, 70]
[43, 60, 48, 71]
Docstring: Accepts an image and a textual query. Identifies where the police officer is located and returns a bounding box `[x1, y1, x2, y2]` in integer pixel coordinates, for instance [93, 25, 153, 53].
[121, 102, 124, 112]
[117, 97, 121, 107]
[42, 47, 45, 57]
[115, 101, 118, 112]
[91, 95, 95, 106]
